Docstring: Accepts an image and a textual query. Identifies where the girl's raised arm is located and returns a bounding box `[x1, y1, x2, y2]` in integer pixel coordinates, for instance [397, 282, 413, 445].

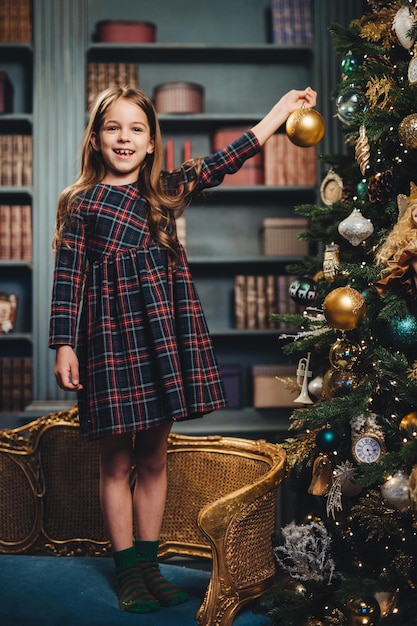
[251, 87, 317, 146]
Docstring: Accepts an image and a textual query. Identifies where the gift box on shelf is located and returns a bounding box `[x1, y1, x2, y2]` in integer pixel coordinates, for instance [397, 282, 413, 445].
[252, 364, 297, 408]
[95, 20, 156, 43]
[212, 127, 263, 186]
[261, 217, 309, 256]
[220, 365, 242, 409]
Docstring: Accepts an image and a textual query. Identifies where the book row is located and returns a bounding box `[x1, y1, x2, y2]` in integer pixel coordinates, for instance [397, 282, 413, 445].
[0, 205, 32, 260]
[86, 63, 139, 111]
[270, 0, 313, 46]
[0, 356, 32, 412]
[0, 135, 32, 187]
[263, 134, 317, 186]
[234, 274, 301, 330]
[0, 0, 31, 43]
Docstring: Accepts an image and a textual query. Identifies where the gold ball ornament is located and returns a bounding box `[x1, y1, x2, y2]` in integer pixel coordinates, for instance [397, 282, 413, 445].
[399, 411, 417, 438]
[329, 337, 361, 370]
[345, 596, 381, 626]
[322, 367, 360, 399]
[323, 287, 366, 331]
[286, 107, 325, 147]
[398, 114, 417, 150]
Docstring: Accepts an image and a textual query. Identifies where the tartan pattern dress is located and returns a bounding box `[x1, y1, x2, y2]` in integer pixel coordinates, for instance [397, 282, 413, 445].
[49, 131, 261, 440]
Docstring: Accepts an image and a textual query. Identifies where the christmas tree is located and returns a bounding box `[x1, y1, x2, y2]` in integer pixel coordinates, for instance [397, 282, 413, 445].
[259, 2, 417, 625]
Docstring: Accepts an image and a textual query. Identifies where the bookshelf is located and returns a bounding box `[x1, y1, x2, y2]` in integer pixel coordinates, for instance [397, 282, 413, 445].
[0, 6, 33, 412]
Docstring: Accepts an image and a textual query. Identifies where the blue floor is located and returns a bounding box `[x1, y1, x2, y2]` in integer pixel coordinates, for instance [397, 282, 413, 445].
[0, 554, 271, 626]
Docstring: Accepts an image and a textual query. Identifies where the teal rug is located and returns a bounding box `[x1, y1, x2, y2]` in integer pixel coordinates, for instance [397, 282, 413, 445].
[0, 555, 271, 625]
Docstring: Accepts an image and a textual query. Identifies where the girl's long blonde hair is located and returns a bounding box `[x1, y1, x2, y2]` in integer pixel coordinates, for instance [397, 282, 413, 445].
[53, 86, 202, 264]
[375, 198, 417, 267]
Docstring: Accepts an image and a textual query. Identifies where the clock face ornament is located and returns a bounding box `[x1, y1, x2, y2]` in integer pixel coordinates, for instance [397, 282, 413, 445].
[352, 433, 386, 463]
[320, 168, 344, 206]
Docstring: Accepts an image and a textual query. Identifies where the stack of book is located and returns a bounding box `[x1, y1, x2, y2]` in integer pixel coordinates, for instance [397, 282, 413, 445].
[263, 133, 316, 186]
[0, 0, 31, 43]
[234, 274, 301, 330]
[86, 63, 139, 111]
[270, 0, 313, 46]
[0, 356, 32, 411]
[0, 135, 32, 187]
[0, 205, 32, 260]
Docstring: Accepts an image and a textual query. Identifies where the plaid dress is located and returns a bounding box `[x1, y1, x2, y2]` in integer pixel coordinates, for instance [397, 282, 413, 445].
[49, 131, 261, 439]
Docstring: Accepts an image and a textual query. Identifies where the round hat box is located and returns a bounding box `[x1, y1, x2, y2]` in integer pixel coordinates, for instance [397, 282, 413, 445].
[154, 82, 204, 114]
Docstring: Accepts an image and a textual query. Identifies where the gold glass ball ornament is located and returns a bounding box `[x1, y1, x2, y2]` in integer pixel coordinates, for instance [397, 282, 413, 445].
[286, 107, 325, 147]
[399, 411, 417, 439]
[323, 287, 366, 331]
[345, 596, 381, 626]
[329, 337, 361, 370]
[322, 368, 360, 399]
[398, 113, 417, 150]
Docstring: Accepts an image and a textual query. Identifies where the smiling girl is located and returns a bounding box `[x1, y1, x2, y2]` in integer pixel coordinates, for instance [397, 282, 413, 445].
[49, 85, 316, 614]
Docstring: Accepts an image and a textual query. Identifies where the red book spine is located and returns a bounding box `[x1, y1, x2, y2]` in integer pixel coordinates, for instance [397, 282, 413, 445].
[183, 140, 192, 161]
[165, 139, 175, 170]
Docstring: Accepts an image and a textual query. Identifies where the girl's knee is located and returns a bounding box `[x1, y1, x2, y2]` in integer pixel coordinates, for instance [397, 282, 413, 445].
[99, 433, 134, 479]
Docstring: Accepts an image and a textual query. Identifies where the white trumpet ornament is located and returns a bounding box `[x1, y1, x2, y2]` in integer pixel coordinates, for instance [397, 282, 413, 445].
[294, 352, 314, 404]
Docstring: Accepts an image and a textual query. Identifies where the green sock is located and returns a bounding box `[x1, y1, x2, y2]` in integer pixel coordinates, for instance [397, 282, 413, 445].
[113, 546, 160, 613]
[135, 539, 189, 607]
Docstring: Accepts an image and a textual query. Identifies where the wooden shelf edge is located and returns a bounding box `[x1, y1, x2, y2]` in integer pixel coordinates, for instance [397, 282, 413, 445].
[87, 43, 313, 64]
[0, 332, 32, 342]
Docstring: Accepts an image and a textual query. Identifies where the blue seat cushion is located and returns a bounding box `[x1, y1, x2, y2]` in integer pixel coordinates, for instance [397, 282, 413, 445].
[0, 554, 271, 625]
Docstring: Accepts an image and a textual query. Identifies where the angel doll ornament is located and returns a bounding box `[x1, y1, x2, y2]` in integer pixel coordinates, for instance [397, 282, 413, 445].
[375, 183, 417, 296]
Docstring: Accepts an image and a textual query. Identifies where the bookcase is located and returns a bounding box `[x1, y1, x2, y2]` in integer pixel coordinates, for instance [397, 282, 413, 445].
[0, 0, 33, 412]
[0, 0, 366, 436]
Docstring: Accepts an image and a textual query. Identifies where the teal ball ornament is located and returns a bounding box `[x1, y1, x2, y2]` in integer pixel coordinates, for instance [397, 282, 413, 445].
[341, 52, 360, 77]
[386, 314, 417, 352]
[355, 179, 368, 201]
[336, 87, 367, 124]
[289, 277, 317, 305]
[316, 427, 341, 452]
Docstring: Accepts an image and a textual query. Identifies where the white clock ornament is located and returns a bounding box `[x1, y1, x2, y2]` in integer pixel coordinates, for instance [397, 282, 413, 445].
[352, 433, 386, 464]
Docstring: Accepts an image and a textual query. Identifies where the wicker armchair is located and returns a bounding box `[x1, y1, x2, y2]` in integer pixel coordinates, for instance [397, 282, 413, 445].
[0, 407, 286, 626]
